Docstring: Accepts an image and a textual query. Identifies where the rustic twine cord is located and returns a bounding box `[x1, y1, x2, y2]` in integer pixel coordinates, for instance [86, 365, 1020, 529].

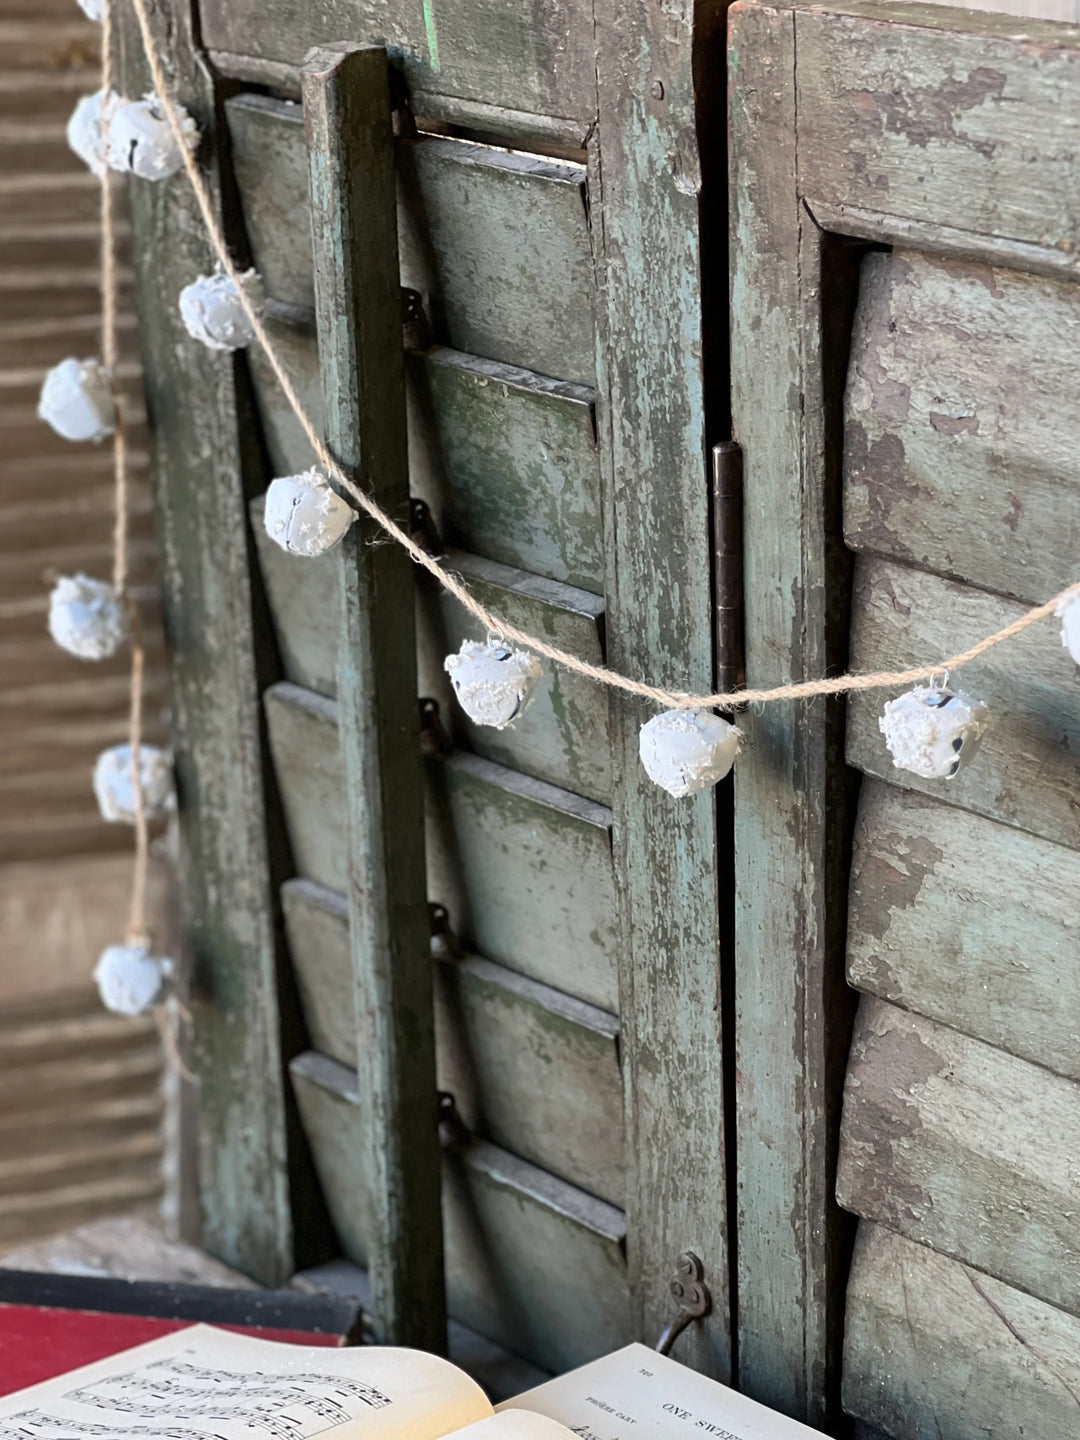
[128, 0, 1080, 712]
[101, 0, 151, 949]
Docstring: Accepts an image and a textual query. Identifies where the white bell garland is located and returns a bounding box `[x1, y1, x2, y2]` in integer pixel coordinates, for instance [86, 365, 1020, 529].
[264, 469, 356, 556]
[178, 269, 263, 352]
[639, 709, 743, 797]
[879, 685, 990, 780]
[94, 943, 173, 1017]
[1057, 592, 1080, 666]
[444, 640, 543, 730]
[104, 93, 198, 181]
[67, 88, 117, 177]
[48, 574, 128, 661]
[38, 357, 114, 443]
[93, 743, 175, 825]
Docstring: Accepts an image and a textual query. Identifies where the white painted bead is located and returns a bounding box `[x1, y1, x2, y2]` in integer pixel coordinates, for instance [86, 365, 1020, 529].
[67, 88, 116, 176]
[48, 574, 127, 661]
[444, 640, 542, 730]
[879, 685, 990, 780]
[93, 744, 175, 825]
[94, 944, 172, 1017]
[38, 357, 114, 442]
[264, 470, 355, 556]
[1057, 592, 1080, 667]
[75, 0, 103, 19]
[639, 709, 743, 797]
[104, 93, 198, 181]
[178, 270, 263, 352]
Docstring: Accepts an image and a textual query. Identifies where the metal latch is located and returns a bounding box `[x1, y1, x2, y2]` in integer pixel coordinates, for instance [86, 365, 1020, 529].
[655, 1252, 712, 1356]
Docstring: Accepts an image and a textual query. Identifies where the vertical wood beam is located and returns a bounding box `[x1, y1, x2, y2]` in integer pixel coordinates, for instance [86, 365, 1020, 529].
[729, 3, 850, 1423]
[302, 44, 446, 1350]
[116, 0, 296, 1283]
[592, 0, 732, 1379]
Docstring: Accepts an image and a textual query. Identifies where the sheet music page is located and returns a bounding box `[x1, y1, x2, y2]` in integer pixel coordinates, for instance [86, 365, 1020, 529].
[0, 1325, 492, 1440]
[496, 1344, 824, 1440]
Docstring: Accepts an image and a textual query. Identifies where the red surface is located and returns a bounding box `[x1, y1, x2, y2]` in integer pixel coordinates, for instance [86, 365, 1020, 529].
[0, 1304, 340, 1396]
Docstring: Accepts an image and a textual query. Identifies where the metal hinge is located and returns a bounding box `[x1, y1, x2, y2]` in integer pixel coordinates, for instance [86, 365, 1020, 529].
[712, 441, 745, 699]
[655, 1252, 712, 1356]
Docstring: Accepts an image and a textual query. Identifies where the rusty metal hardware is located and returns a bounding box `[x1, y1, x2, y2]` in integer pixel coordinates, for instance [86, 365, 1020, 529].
[409, 497, 443, 557]
[401, 287, 432, 351]
[429, 903, 463, 963]
[655, 1252, 712, 1355]
[712, 441, 745, 702]
[418, 697, 451, 757]
[436, 1091, 471, 1154]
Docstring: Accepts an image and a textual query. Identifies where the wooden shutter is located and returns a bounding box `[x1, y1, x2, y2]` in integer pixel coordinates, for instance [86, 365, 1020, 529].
[731, 1, 1080, 1430]
[120, 0, 731, 1373]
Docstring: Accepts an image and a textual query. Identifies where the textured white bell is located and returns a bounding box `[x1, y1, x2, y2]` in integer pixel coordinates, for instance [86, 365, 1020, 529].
[48, 574, 127, 661]
[94, 944, 172, 1017]
[1057, 592, 1080, 666]
[104, 93, 198, 181]
[444, 640, 542, 729]
[880, 685, 990, 780]
[639, 709, 743, 797]
[76, 0, 103, 18]
[178, 270, 262, 352]
[38, 357, 114, 442]
[264, 470, 355, 556]
[93, 744, 174, 824]
[66, 88, 116, 177]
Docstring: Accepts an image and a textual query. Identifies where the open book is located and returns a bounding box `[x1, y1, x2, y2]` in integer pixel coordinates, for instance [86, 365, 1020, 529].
[0, 1324, 823, 1440]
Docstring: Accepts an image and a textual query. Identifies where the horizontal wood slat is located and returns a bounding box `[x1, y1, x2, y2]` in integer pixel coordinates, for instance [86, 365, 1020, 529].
[846, 557, 1080, 849]
[227, 95, 595, 383]
[796, 3, 1080, 252]
[844, 1222, 1080, 1440]
[201, 0, 596, 132]
[281, 876, 624, 1204]
[837, 996, 1080, 1318]
[847, 780, 1080, 1080]
[844, 248, 1080, 605]
[289, 1049, 632, 1372]
[264, 680, 619, 1011]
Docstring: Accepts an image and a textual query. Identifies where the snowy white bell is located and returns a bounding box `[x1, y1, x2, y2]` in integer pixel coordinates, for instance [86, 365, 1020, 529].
[639, 709, 743, 797]
[94, 944, 172, 1017]
[264, 470, 355, 556]
[178, 269, 262, 352]
[66, 88, 117, 177]
[38, 357, 114, 442]
[444, 640, 542, 730]
[1057, 591, 1080, 667]
[104, 93, 198, 181]
[76, 0, 103, 18]
[93, 744, 175, 824]
[879, 685, 990, 780]
[48, 574, 127, 661]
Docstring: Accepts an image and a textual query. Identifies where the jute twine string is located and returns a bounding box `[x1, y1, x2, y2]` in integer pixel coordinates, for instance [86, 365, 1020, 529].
[101, 0, 151, 948]
[128, 0, 1080, 712]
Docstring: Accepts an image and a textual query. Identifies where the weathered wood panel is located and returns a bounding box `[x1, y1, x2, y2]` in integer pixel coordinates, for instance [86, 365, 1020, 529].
[289, 1051, 631, 1373]
[848, 781, 1080, 1081]
[837, 996, 1080, 1318]
[844, 1222, 1080, 1440]
[117, 0, 298, 1283]
[281, 875, 624, 1203]
[249, 497, 337, 697]
[844, 249, 1080, 605]
[846, 558, 1080, 850]
[729, 3, 851, 1415]
[200, 0, 596, 129]
[226, 95, 595, 383]
[408, 349, 603, 593]
[263, 682, 618, 1010]
[249, 332, 603, 591]
[796, 4, 1080, 253]
[417, 552, 610, 802]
